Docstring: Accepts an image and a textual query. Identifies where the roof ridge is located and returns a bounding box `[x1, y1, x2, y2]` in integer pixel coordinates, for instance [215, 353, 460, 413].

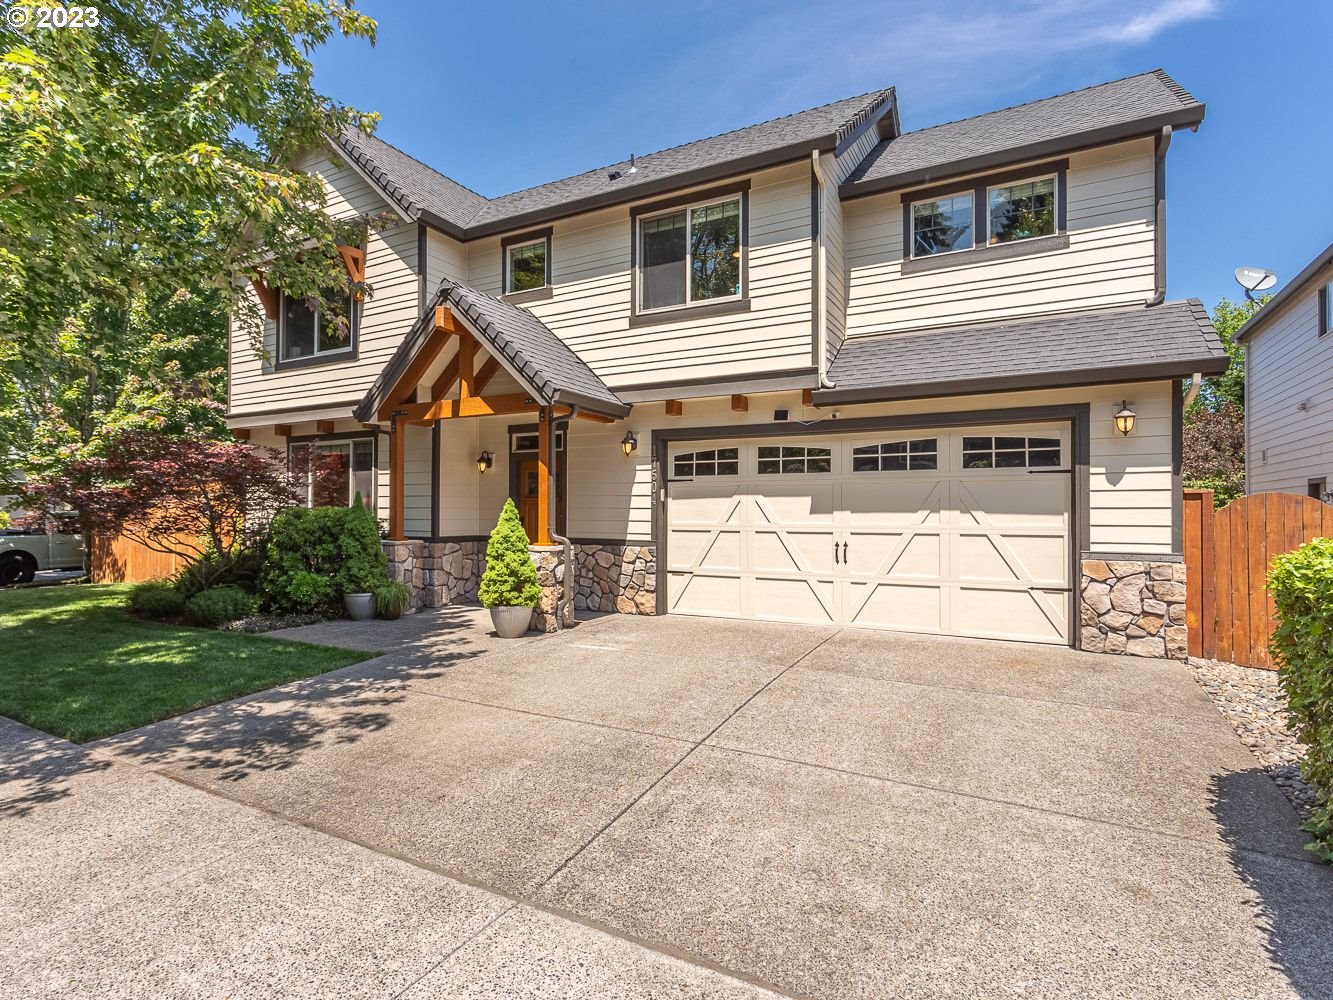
[484, 87, 895, 205]
[341, 126, 491, 204]
[834, 87, 895, 143]
[899, 68, 1193, 139]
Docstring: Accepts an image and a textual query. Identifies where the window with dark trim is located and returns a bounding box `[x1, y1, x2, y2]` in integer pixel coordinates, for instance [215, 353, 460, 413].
[502, 229, 552, 297]
[910, 194, 973, 257]
[1309, 478, 1328, 502]
[758, 445, 831, 475]
[289, 438, 375, 509]
[852, 439, 938, 472]
[673, 447, 739, 477]
[962, 435, 1062, 469]
[988, 175, 1056, 245]
[1322, 282, 1333, 337]
[279, 289, 357, 362]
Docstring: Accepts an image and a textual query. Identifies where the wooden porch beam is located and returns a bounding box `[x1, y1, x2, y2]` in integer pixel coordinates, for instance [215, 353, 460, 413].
[536, 407, 552, 546]
[430, 355, 460, 402]
[458, 334, 476, 400]
[396, 392, 535, 423]
[664, 399, 683, 417]
[379, 321, 456, 419]
[474, 356, 501, 396]
[730, 394, 748, 413]
[388, 414, 406, 540]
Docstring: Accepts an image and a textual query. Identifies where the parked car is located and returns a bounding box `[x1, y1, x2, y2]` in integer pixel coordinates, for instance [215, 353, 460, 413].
[0, 514, 85, 584]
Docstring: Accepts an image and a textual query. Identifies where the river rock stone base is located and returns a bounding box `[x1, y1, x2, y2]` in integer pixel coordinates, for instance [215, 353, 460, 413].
[383, 539, 485, 612]
[573, 543, 656, 615]
[530, 545, 575, 633]
[1188, 656, 1316, 820]
[1080, 558, 1187, 659]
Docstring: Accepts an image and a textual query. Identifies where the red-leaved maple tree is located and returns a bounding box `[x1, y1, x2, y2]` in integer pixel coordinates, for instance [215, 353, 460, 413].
[24, 430, 300, 579]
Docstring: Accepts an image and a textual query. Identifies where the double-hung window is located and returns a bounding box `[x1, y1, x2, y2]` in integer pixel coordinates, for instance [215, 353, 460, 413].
[637, 193, 743, 312]
[280, 288, 357, 363]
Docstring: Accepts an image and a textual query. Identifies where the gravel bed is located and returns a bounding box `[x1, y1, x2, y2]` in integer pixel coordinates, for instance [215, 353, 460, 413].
[220, 612, 330, 634]
[1187, 657, 1317, 820]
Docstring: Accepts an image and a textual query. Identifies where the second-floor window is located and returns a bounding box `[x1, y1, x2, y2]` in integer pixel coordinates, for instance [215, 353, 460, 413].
[911, 193, 974, 257]
[280, 288, 357, 363]
[638, 196, 742, 311]
[988, 176, 1056, 245]
[503, 230, 552, 295]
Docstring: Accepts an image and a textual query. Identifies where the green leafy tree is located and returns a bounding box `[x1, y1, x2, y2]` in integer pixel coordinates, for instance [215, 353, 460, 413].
[478, 498, 540, 608]
[1194, 296, 1265, 413]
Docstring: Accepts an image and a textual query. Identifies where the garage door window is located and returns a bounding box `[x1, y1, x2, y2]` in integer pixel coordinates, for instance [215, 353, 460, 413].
[674, 447, 739, 477]
[962, 435, 1062, 469]
[852, 439, 938, 472]
[758, 445, 832, 475]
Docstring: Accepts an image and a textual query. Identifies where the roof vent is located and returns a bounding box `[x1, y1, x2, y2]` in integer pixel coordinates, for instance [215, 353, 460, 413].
[607, 154, 637, 183]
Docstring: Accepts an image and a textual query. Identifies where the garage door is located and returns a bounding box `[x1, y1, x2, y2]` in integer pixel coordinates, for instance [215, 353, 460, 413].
[665, 425, 1072, 644]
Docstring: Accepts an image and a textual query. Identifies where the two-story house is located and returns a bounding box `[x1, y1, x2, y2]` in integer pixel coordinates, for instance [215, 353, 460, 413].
[227, 69, 1228, 656]
[1234, 243, 1333, 501]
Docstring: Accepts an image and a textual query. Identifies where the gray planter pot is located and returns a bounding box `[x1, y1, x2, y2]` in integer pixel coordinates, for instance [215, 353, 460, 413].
[490, 605, 533, 638]
[344, 592, 376, 621]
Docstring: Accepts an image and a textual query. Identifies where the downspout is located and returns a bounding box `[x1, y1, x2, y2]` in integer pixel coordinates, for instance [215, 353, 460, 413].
[1148, 125, 1172, 307]
[548, 403, 576, 629]
[810, 150, 836, 390]
[1182, 372, 1202, 411]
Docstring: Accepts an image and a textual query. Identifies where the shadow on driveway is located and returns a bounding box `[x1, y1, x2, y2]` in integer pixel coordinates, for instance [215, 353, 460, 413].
[1211, 770, 1333, 998]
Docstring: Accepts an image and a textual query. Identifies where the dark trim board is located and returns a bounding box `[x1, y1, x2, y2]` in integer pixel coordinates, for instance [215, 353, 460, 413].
[1171, 381, 1184, 551]
[810, 165, 822, 368]
[226, 400, 362, 421]
[901, 234, 1070, 276]
[613, 366, 818, 403]
[650, 402, 1092, 649]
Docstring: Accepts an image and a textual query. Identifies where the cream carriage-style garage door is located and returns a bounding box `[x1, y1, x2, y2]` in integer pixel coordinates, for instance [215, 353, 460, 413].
[665, 425, 1072, 644]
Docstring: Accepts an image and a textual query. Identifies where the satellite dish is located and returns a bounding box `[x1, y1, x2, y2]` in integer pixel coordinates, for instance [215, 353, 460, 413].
[1234, 266, 1277, 301]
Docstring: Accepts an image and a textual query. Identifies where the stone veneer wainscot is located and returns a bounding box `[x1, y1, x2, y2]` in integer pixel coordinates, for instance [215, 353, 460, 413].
[1079, 558, 1187, 659]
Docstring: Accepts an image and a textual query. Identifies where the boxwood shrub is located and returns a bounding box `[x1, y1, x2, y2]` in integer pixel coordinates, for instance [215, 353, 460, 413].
[260, 500, 388, 614]
[1268, 536, 1333, 861]
[185, 585, 260, 627]
[127, 580, 186, 619]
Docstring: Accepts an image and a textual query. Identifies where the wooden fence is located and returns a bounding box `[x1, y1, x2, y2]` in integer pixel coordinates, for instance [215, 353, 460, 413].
[89, 532, 190, 584]
[1183, 490, 1332, 669]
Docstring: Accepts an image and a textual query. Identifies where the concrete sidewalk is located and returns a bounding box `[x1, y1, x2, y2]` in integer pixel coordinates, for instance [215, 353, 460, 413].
[6, 609, 1333, 997]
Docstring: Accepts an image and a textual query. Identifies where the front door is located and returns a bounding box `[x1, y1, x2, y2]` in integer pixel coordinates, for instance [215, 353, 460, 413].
[518, 459, 541, 542]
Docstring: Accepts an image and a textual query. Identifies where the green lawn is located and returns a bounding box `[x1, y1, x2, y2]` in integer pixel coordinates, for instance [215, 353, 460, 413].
[0, 584, 374, 742]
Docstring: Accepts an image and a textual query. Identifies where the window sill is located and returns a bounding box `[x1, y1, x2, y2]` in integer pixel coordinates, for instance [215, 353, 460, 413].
[273, 348, 358, 372]
[901, 233, 1069, 276]
[629, 297, 750, 328]
[502, 286, 554, 304]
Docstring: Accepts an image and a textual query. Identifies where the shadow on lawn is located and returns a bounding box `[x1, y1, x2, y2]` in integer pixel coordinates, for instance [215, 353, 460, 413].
[0, 725, 114, 820]
[94, 605, 501, 782]
[1210, 769, 1333, 999]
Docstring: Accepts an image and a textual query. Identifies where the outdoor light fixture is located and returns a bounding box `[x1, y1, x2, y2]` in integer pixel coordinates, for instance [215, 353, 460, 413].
[475, 451, 493, 473]
[620, 431, 638, 456]
[1114, 402, 1137, 437]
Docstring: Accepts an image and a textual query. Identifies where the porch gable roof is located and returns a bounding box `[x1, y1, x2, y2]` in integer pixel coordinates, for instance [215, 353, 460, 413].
[354, 281, 629, 423]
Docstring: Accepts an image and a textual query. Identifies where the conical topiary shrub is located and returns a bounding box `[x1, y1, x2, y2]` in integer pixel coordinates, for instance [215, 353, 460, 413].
[479, 499, 541, 637]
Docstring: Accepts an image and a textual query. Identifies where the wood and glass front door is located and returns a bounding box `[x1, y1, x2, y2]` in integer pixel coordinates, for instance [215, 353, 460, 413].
[516, 457, 566, 543]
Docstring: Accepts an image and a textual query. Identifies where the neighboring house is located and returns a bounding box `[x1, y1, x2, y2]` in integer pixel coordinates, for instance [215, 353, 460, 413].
[227, 69, 1229, 657]
[1234, 243, 1333, 502]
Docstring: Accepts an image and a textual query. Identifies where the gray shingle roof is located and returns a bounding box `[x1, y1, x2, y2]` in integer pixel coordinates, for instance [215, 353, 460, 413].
[816, 300, 1228, 404]
[842, 70, 1204, 197]
[354, 281, 628, 423]
[334, 129, 490, 234]
[334, 89, 895, 238]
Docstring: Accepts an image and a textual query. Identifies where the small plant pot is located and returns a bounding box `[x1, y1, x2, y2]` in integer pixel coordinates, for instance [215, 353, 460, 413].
[490, 605, 533, 638]
[380, 604, 403, 622]
[344, 592, 376, 621]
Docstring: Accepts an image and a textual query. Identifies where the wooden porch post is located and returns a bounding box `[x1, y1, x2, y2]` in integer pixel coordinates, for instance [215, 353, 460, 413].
[389, 413, 406, 540]
[536, 406, 552, 545]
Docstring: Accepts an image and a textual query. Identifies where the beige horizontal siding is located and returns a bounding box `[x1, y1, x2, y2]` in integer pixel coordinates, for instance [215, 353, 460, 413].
[1245, 269, 1333, 494]
[426, 227, 466, 290]
[843, 138, 1157, 336]
[228, 151, 420, 418]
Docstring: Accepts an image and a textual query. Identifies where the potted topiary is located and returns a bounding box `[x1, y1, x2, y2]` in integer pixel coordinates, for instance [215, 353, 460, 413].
[374, 580, 412, 620]
[338, 494, 388, 621]
[478, 498, 541, 638]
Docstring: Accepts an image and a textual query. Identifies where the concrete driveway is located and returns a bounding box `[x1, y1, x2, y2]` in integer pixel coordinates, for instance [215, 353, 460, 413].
[4, 610, 1332, 998]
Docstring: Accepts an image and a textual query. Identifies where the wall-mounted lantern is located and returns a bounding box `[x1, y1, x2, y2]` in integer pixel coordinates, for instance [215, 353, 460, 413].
[1114, 401, 1137, 437]
[476, 451, 494, 473]
[620, 431, 638, 456]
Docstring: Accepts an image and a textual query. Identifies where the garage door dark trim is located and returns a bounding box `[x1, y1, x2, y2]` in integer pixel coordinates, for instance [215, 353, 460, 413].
[651, 402, 1092, 647]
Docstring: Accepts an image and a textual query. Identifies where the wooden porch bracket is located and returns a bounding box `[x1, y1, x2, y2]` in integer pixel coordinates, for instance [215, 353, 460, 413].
[335, 244, 366, 285]
[665, 399, 683, 417]
[251, 276, 279, 321]
[474, 356, 501, 396]
[397, 392, 535, 423]
[536, 407, 553, 546]
[731, 394, 749, 413]
[315, 420, 335, 435]
[273, 424, 293, 438]
[802, 389, 814, 406]
[231, 428, 252, 441]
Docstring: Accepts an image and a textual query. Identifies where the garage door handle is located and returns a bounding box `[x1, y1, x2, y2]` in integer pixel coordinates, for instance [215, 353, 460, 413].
[842, 541, 848, 563]
[834, 541, 839, 564]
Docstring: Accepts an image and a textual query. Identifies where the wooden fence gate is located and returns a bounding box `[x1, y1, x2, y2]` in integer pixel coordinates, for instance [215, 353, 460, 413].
[1183, 489, 1332, 669]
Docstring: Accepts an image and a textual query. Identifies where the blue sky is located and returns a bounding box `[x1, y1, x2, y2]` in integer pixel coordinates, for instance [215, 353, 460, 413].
[311, 0, 1331, 312]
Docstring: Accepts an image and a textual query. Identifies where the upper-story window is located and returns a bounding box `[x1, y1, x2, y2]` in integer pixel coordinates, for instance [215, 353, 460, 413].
[911, 193, 974, 257]
[637, 193, 744, 312]
[1322, 282, 1333, 337]
[502, 229, 552, 299]
[988, 176, 1056, 245]
[280, 288, 357, 364]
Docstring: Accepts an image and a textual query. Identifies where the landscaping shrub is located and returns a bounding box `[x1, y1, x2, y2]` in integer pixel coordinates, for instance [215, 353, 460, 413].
[374, 580, 412, 620]
[478, 498, 540, 609]
[260, 498, 388, 613]
[185, 585, 260, 627]
[127, 580, 186, 619]
[173, 537, 268, 597]
[1268, 536, 1333, 862]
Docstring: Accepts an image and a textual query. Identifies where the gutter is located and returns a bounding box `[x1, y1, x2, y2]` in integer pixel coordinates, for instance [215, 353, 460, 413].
[1148, 125, 1172, 307]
